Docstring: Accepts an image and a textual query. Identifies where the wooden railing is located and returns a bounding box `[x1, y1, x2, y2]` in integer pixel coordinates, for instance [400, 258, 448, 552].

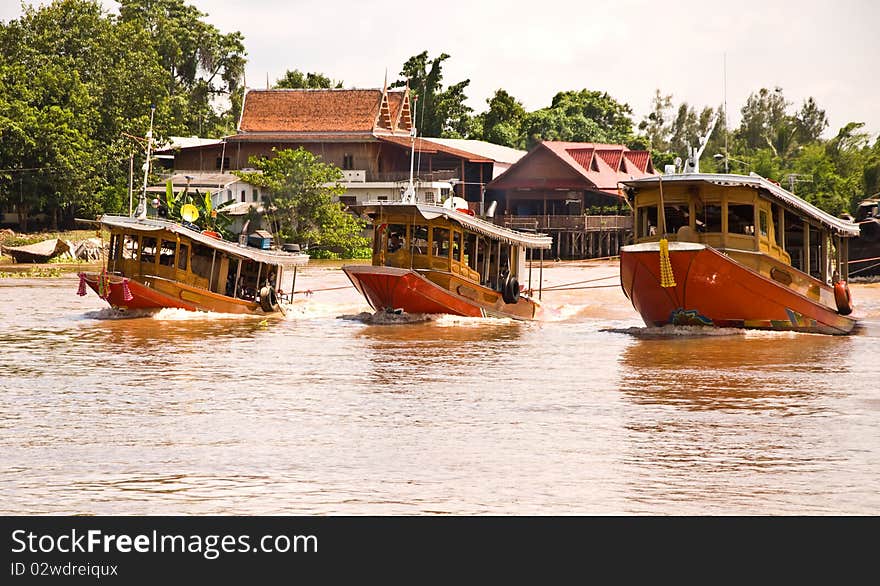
[501, 214, 633, 231]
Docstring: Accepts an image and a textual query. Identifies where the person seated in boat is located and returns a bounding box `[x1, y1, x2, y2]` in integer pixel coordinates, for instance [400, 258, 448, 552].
[388, 232, 403, 253]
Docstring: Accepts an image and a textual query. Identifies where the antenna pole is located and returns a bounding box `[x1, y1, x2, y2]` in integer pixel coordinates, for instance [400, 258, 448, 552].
[403, 94, 417, 203]
[723, 53, 729, 173]
[136, 104, 155, 219]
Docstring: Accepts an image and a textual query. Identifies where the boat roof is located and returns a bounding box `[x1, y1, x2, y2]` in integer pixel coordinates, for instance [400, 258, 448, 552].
[351, 202, 553, 249]
[98, 215, 307, 265]
[621, 173, 860, 236]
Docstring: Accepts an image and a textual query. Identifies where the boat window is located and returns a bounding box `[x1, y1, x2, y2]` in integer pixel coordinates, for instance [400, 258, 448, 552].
[452, 230, 462, 262]
[759, 210, 769, 238]
[178, 244, 189, 271]
[191, 243, 213, 279]
[702, 205, 722, 232]
[637, 205, 657, 237]
[159, 240, 177, 268]
[728, 204, 755, 235]
[431, 227, 450, 258]
[464, 232, 478, 269]
[411, 225, 428, 254]
[664, 205, 689, 234]
[141, 236, 157, 264]
[122, 235, 138, 260]
[387, 224, 407, 253]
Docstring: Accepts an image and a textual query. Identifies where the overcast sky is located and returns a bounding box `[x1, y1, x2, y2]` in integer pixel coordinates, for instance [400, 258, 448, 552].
[4, 0, 879, 140]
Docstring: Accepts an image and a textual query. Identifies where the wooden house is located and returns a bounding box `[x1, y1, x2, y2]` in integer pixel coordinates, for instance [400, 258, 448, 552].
[166, 86, 522, 210]
[486, 141, 657, 259]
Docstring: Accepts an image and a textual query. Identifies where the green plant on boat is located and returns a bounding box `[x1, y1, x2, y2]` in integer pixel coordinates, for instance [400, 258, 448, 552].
[162, 180, 235, 239]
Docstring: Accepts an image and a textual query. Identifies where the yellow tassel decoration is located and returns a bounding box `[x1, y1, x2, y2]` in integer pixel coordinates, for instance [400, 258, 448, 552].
[659, 238, 676, 288]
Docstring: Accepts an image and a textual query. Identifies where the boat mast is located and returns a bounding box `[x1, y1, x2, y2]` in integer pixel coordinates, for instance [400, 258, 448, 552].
[402, 93, 417, 204]
[683, 111, 718, 174]
[135, 104, 156, 219]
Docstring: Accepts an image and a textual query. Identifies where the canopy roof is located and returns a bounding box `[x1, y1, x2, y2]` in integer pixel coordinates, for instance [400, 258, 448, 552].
[351, 202, 553, 249]
[621, 173, 860, 237]
[98, 215, 307, 266]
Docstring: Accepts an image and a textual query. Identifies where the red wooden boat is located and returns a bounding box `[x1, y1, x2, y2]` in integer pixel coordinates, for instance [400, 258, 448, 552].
[342, 201, 552, 320]
[619, 173, 859, 335]
[78, 215, 308, 315]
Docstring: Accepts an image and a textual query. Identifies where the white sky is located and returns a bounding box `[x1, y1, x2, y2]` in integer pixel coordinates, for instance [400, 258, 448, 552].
[4, 0, 879, 140]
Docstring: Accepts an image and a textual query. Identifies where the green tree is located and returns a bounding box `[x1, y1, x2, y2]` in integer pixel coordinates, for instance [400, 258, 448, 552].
[391, 51, 473, 138]
[522, 89, 636, 148]
[235, 148, 368, 257]
[274, 69, 342, 89]
[478, 89, 527, 148]
[117, 0, 246, 136]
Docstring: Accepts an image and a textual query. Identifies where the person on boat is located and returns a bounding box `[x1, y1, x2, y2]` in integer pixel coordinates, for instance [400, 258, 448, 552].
[388, 232, 403, 253]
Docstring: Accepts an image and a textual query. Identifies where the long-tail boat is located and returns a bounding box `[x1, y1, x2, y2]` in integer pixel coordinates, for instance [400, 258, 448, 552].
[78, 215, 307, 314]
[342, 199, 553, 320]
[619, 173, 860, 334]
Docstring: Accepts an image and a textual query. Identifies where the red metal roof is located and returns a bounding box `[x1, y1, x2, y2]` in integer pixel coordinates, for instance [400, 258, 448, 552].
[489, 141, 656, 192]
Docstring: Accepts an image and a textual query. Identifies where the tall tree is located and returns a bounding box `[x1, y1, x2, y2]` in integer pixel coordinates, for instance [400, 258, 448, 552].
[478, 89, 527, 149]
[391, 51, 473, 138]
[117, 0, 246, 136]
[273, 69, 342, 89]
[0, 0, 166, 228]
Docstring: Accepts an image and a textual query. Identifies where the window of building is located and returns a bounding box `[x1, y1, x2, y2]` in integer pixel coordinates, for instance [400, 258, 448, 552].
[343, 154, 354, 170]
[252, 189, 259, 202]
[759, 210, 769, 238]
[216, 157, 230, 170]
[240, 190, 246, 203]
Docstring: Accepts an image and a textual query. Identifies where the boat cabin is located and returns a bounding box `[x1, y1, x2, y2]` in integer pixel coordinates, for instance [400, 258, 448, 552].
[358, 203, 553, 296]
[371, 208, 543, 292]
[626, 175, 859, 287]
[102, 216, 300, 301]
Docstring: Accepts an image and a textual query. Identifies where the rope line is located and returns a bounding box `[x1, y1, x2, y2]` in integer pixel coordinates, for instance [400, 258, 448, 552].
[541, 274, 618, 291]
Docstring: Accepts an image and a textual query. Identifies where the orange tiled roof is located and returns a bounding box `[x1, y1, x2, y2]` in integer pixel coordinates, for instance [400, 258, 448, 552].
[238, 88, 413, 134]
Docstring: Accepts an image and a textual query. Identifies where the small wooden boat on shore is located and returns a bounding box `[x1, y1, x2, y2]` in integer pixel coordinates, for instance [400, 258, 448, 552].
[78, 215, 308, 315]
[342, 200, 553, 320]
[2, 238, 70, 263]
[619, 173, 860, 335]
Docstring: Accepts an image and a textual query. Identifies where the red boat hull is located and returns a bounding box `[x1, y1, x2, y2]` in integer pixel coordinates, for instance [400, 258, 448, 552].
[342, 265, 539, 320]
[78, 272, 264, 314]
[619, 243, 856, 335]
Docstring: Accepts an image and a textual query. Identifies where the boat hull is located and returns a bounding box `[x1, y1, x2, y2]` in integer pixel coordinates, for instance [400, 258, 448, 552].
[619, 242, 856, 335]
[342, 265, 540, 320]
[79, 272, 267, 315]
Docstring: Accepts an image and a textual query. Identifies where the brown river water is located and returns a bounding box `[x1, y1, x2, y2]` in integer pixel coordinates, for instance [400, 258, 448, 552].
[1, 259, 879, 514]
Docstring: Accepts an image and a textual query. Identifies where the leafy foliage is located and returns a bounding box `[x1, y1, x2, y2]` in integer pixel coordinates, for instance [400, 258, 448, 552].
[391, 51, 474, 138]
[522, 89, 637, 148]
[274, 69, 342, 89]
[235, 148, 368, 256]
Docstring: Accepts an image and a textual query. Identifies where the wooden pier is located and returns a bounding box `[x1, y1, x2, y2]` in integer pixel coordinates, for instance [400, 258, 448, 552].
[501, 214, 632, 259]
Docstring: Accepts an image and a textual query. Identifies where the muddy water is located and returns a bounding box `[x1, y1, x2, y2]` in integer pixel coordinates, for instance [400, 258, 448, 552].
[1, 260, 878, 514]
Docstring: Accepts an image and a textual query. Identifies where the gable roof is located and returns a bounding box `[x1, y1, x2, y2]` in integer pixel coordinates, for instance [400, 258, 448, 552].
[238, 88, 413, 135]
[488, 141, 657, 194]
